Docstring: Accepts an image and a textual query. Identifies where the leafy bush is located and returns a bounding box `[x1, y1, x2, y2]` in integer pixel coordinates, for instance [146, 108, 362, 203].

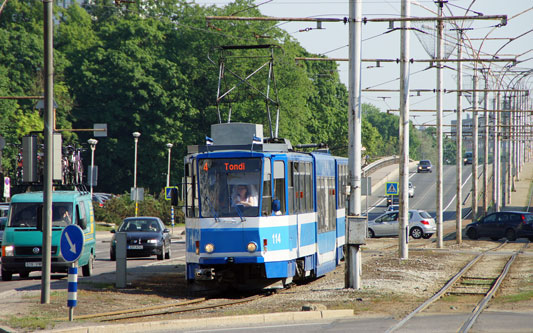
[93, 189, 184, 227]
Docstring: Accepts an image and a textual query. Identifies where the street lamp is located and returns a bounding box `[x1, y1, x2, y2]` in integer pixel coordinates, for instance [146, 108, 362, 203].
[166, 143, 173, 187]
[166, 143, 174, 232]
[87, 138, 98, 198]
[132, 132, 141, 217]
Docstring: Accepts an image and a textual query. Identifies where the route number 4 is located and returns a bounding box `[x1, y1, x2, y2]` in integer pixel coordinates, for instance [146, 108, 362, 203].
[272, 233, 281, 244]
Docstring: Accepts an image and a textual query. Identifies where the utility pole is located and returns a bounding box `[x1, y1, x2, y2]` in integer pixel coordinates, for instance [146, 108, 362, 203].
[41, 0, 54, 304]
[436, 1, 444, 249]
[494, 92, 501, 211]
[505, 93, 514, 205]
[502, 94, 508, 208]
[455, 29, 463, 244]
[482, 76, 489, 216]
[346, 0, 363, 289]
[399, 0, 410, 259]
[472, 73, 479, 219]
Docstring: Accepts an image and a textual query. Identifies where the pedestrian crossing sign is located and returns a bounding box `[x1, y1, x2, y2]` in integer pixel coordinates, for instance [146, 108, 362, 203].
[165, 186, 179, 200]
[386, 182, 398, 195]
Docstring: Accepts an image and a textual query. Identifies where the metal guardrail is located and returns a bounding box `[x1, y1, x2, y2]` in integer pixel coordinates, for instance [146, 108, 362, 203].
[362, 156, 400, 178]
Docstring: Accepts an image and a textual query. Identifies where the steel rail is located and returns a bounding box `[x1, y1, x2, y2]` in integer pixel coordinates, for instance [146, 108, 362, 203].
[100, 294, 265, 322]
[385, 241, 514, 333]
[458, 243, 528, 333]
[59, 297, 206, 321]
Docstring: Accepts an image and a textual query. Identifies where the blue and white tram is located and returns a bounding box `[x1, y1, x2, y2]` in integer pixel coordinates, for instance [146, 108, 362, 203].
[183, 123, 348, 289]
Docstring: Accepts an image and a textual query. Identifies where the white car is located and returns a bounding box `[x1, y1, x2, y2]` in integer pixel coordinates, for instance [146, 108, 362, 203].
[368, 209, 436, 239]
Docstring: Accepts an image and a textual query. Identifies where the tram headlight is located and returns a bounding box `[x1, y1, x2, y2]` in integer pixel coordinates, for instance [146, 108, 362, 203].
[247, 242, 257, 253]
[205, 243, 215, 253]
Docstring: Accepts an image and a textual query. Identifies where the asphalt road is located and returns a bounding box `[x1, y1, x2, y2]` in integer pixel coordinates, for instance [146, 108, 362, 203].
[0, 233, 186, 294]
[160, 311, 533, 333]
[363, 164, 476, 224]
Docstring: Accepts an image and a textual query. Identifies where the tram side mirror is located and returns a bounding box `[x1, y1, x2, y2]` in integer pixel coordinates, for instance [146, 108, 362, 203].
[170, 188, 179, 206]
[272, 199, 281, 215]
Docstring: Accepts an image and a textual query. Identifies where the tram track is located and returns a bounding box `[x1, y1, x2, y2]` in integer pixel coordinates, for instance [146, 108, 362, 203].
[385, 241, 529, 333]
[63, 294, 266, 322]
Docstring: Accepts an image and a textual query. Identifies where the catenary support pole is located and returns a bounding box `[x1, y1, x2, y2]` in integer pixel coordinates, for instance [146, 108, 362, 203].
[455, 31, 463, 244]
[436, 1, 444, 249]
[472, 73, 479, 219]
[41, 0, 53, 304]
[494, 92, 501, 211]
[399, 0, 410, 259]
[483, 77, 489, 216]
[507, 95, 512, 205]
[346, 0, 363, 289]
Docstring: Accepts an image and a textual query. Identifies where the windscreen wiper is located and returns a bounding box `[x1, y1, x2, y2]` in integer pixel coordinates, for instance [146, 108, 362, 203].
[203, 195, 219, 222]
[234, 204, 246, 222]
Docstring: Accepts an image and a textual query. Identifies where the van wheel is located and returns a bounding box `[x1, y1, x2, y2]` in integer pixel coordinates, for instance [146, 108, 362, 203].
[1, 268, 12, 281]
[82, 254, 94, 276]
[19, 271, 30, 279]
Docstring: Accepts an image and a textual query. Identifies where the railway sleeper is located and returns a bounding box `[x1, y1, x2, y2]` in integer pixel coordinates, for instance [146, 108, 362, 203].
[447, 291, 489, 296]
[460, 278, 497, 286]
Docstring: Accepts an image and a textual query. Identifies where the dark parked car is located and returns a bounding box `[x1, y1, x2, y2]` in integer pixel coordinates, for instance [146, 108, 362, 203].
[417, 160, 432, 173]
[465, 211, 533, 241]
[110, 217, 171, 261]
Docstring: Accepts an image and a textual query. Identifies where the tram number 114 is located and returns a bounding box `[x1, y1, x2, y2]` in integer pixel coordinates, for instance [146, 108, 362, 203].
[272, 233, 281, 244]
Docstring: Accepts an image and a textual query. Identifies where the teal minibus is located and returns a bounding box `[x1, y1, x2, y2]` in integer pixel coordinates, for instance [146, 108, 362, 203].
[1, 190, 96, 281]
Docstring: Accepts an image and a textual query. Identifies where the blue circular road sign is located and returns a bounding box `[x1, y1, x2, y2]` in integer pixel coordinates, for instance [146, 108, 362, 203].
[60, 224, 85, 262]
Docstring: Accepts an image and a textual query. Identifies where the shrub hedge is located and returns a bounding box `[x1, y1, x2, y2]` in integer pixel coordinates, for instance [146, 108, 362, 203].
[93, 189, 184, 227]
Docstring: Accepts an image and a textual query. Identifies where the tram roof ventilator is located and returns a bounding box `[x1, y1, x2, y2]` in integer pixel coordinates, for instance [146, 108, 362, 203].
[187, 123, 293, 154]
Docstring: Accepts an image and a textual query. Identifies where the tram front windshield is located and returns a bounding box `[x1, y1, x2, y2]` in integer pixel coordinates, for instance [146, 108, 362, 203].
[199, 158, 262, 218]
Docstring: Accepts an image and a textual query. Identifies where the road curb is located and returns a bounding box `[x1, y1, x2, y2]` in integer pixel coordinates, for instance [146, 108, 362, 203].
[49, 309, 354, 332]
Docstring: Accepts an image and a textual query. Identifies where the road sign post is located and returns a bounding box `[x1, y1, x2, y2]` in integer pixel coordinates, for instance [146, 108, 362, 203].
[60, 225, 84, 321]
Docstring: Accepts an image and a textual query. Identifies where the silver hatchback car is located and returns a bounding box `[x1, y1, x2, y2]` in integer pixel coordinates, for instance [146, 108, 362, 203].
[368, 209, 436, 239]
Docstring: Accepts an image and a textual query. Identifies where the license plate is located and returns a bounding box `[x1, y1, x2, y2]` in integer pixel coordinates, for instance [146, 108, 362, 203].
[25, 262, 42, 267]
[128, 245, 143, 250]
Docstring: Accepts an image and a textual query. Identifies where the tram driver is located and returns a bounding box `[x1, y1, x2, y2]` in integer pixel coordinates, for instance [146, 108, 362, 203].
[232, 185, 258, 207]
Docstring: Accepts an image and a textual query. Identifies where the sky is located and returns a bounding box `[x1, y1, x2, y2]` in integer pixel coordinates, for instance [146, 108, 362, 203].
[196, 0, 532, 126]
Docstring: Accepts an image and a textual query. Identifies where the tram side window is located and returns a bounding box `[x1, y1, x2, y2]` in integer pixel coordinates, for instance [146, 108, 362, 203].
[294, 162, 305, 213]
[328, 177, 336, 230]
[292, 162, 300, 214]
[337, 164, 347, 209]
[317, 177, 327, 233]
[273, 161, 286, 215]
[305, 162, 313, 212]
[288, 161, 294, 214]
[262, 158, 272, 216]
